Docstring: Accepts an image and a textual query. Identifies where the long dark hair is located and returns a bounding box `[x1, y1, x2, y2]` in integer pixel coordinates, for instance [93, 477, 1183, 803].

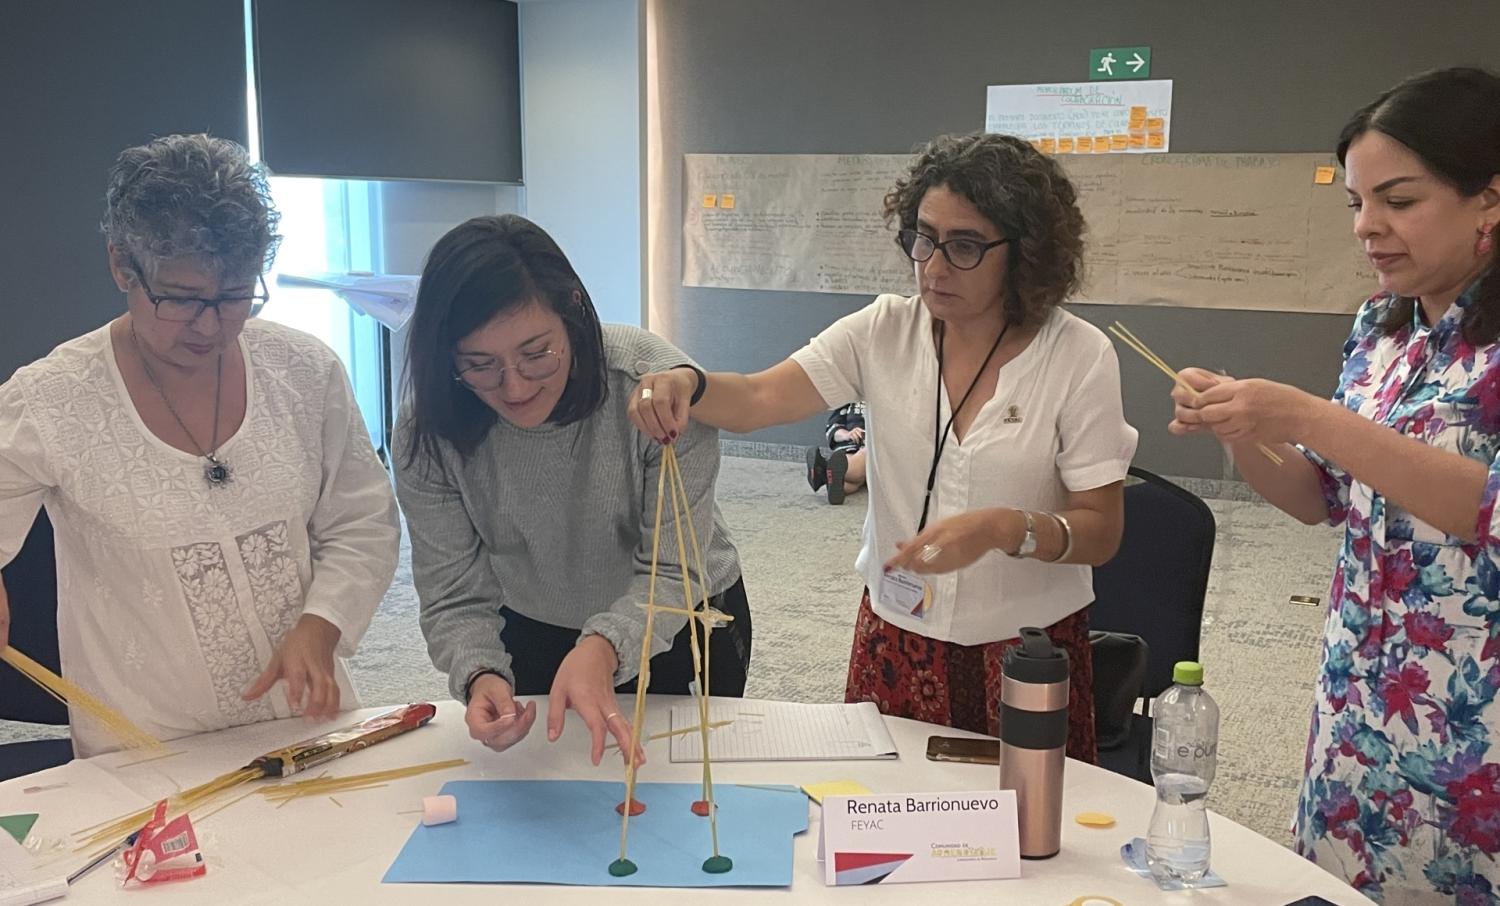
[1336, 67, 1500, 343]
[401, 214, 607, 465]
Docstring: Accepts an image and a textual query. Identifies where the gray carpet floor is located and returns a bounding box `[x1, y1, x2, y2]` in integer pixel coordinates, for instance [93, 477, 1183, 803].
[2, 455, 1340, 846]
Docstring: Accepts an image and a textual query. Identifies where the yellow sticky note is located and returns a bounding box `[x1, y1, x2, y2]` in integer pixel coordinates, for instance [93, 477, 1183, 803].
[702, 194, 718, 208]
[1146, 133, 1165, 150]
[1094, 135, 1112, 153]
[1076, 136, 1094, 153]
[1038, 137, 1057, 154]
[1129, 133, 1147, 149]
[1057, 137, 1076, 154]
[720, 193, 736, 209]
[803, 780, 873, 804]
[1128, 105, 1148, 129]
[1111, 134, 1130, 151]
[1145, 117, 1165, 133]
[1314, 165, 1337, 185]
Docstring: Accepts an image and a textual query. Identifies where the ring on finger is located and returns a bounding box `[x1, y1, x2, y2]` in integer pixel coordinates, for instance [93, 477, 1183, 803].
[640, 388, 653, 401]
[919, 543, 942, 563]
[604, 711, 620, 721]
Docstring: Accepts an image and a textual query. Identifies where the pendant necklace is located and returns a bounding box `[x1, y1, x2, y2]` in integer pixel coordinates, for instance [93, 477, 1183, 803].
[130, 324, 232, 487]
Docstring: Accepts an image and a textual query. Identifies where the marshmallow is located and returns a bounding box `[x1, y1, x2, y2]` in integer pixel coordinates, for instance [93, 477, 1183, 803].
[421, 794, 458, 826]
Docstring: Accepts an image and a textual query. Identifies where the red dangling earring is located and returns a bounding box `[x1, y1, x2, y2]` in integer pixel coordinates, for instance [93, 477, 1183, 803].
[1480, 223, 1495, 257]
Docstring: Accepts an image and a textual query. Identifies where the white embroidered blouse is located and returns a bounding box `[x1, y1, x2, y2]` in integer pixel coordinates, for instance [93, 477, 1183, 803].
[0, 320, 400, 756]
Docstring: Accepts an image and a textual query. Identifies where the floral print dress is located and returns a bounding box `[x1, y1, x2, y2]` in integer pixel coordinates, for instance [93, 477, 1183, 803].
[1296, 283, 1500, 904]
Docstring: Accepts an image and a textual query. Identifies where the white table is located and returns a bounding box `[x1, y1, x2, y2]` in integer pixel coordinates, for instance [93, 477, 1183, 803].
[1, 699, 1374, 904]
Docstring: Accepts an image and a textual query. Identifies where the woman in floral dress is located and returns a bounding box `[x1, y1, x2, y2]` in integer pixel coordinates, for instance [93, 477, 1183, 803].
[1171, 67, 1500, 904]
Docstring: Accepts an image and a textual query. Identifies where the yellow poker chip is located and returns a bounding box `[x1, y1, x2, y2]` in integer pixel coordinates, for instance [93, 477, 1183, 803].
[1073, 811, 1117, 828]
[1069, 897, 1123, 906]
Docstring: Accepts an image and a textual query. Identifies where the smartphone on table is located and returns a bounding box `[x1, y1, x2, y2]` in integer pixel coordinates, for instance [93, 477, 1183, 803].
[925, 735, 999, 765]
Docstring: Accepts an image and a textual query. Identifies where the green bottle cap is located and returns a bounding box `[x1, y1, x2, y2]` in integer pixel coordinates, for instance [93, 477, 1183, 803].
[1173, 661, 1204, 685]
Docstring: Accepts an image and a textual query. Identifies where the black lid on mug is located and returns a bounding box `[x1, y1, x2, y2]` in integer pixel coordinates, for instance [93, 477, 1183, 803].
[1002, 627, 1069, 684]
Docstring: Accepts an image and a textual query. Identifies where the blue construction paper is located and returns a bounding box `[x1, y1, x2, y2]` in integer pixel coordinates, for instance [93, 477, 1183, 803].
[383, 780, 808, 888]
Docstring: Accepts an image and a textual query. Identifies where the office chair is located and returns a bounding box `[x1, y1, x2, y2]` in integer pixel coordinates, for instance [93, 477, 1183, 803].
[0, 510, 74, 781]
[1090, 467, 1216, 783]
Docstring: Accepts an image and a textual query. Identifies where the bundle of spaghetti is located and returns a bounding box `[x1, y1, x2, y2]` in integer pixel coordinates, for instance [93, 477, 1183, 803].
[73, 765, 262, 852]
[73, 703, 438, 851]
[258, 758, 468, 806]
[1107, 321, 1285, 467]
[1, 645, 165, 755]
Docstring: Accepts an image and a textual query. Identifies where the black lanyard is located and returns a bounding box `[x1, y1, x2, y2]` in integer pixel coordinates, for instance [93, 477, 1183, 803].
[917, 320, 1008, 532]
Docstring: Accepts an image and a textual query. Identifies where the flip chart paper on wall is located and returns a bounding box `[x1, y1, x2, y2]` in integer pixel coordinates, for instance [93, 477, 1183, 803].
[1062, 153, 1375, 311]
[681, 153, 914, 296]
[984, 80, 1173, 153]
[681, 152, 1372, 313]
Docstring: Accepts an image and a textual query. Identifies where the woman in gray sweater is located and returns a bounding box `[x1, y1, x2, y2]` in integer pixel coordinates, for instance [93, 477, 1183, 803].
[395, 215, 751, 765]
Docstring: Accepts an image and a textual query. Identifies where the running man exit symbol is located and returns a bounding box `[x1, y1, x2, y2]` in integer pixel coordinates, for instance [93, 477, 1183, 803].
[1090, 47, 1151, 81]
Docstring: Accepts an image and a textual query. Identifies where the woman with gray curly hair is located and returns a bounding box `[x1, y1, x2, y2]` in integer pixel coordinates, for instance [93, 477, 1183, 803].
[0, 134, 399, 756]
[628, 132, 1136, 757]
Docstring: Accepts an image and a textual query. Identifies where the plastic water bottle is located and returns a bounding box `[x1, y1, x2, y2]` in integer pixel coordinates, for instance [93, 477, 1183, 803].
[1146, 661, 1219, 884]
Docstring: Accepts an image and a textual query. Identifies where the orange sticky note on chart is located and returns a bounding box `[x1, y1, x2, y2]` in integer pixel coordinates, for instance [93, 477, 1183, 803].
[1094, 135, 1112, 153]
[1038, 137, 1057, 154]
[1145, 117, 1165, 133]
[1146, 133, 1165, 150]
[702, 194, 718, 208]
[1057, 137, 1076, 153]
[1110, 134, 1130, 151]
[1129, 133, 1147, 150]
[1075, 136, 1094, 153]
[1314, 166, 1337, 185]
[1128, 106, 1148, 129]
[720, 193, 736, 209]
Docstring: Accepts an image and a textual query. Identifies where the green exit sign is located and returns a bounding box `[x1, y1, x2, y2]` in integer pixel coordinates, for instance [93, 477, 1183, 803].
[1090, 46, 1151, 81]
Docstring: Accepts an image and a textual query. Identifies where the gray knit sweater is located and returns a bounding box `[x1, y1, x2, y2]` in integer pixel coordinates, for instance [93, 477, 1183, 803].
[394, 324, 741, 701]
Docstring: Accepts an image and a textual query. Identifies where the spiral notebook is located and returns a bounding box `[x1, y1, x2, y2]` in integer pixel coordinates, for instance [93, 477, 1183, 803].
[668, 699, 898, 762]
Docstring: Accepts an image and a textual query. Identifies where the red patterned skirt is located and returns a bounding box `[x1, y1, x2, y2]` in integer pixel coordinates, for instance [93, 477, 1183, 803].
[844, 590, 1097, 764]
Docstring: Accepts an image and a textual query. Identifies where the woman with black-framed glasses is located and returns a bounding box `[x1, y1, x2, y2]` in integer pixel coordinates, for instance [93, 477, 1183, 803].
[630, 132, 1136, 761]
[395, 214, 752, 766]
[0, 133, 400, 757]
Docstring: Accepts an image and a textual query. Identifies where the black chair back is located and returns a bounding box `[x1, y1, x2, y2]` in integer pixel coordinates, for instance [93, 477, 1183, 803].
[1, 509, 68, 725]
[1091, 467, 1216, 701]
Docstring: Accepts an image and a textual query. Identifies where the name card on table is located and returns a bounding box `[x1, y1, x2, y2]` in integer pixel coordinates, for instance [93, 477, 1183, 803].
[817, 791, 1020, 885]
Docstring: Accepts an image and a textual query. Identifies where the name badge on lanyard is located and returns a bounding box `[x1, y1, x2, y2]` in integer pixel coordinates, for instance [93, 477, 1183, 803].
[893, 319, 1008, 624]
[878, 568, 932, 619]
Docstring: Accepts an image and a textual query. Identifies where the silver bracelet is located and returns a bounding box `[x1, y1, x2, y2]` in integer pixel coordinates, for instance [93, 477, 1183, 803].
[1047, 512, 1074, 563]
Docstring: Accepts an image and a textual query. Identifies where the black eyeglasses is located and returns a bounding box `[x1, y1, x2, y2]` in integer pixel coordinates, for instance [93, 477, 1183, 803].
[134, 269, 270, 323]
[453, 348, 563, 391]
[896, 229, 1009, 271]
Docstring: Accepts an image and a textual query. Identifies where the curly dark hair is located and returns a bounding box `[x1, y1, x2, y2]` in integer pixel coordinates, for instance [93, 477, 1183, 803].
[883, 132, 1085, 327]
[101, 133, 281, 281]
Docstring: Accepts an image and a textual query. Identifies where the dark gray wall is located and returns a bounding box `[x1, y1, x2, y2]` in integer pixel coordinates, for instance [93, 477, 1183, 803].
[0, 1, 248, 382]
[254, 0, 522, 183]
[653, 0, 1498, 478]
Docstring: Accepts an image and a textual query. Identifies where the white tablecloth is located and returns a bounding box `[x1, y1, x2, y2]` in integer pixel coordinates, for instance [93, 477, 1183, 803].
[0, 698, 1374, 904]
